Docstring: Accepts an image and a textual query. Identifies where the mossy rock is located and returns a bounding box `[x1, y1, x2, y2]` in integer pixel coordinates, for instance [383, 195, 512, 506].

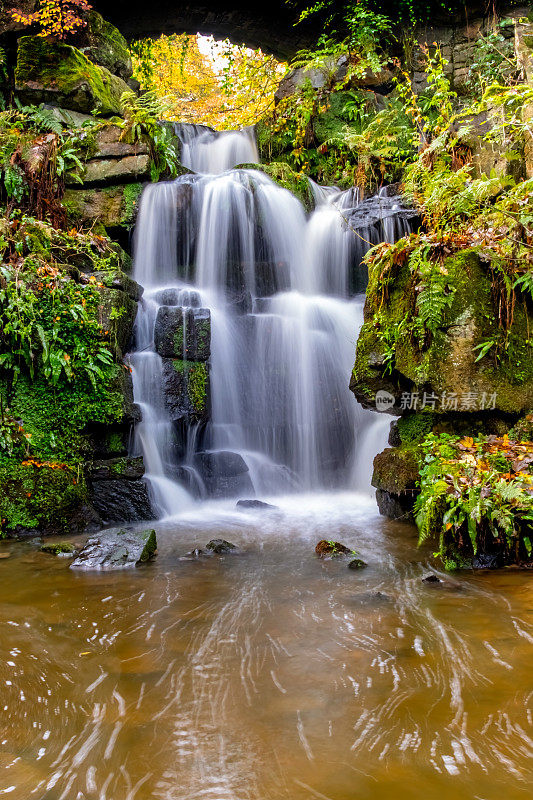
[15, 35, 130, 115]
[41, 542, 75, 554]
[352, 248, 533, 415]
[237, 162, 313, 210]
[0, 461, 88, 537]
[95, 286, 137, 356]
[79, 11, 133, 81]
[372, 446, 420, 495]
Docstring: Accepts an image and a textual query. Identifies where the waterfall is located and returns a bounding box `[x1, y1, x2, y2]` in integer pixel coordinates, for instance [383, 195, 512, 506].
[130, 128, 413, 516]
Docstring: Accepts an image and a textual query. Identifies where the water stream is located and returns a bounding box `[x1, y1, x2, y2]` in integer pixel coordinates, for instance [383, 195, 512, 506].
[130, 127, 404, 514]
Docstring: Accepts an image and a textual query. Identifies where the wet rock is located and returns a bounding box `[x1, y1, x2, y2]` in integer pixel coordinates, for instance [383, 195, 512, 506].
[40, 542, 75, 555]
[64, 184, 143, 231]
[196, 451, 253, 499]
[206, 539, 237, 554]
[315, 539, 354, 558]
[162, 358, 210, 424]
[350, 591, 392, 606]
[422, 573, 442, 583]
[89, 474, 154, 524]
[236, 499, 278, 510]
[154, 288, 202, 307]
[71, 528, 157, 570]
[154, 306, 211, 360]
[472, 553, 502, 570]
[348, 558, 367, 570]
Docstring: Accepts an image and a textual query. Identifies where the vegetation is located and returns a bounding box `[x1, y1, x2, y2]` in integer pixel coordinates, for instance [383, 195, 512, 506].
[130, 34, 286, 129]
[10, 0, 92, 40]
[416, 433, 533, 568]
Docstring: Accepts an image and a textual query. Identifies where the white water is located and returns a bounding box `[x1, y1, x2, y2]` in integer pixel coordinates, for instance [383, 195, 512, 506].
[130, 128, 409, 516]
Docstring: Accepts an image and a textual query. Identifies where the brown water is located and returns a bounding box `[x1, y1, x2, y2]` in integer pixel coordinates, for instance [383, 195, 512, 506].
[1, 493, 532, 800]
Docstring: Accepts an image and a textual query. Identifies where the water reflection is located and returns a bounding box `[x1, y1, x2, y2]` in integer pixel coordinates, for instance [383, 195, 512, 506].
[0, 495, 532, 799]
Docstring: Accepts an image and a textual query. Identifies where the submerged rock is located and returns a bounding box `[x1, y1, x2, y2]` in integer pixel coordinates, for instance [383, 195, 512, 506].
[472, 553, 502, 570]
[236, 499, 278, 510]
[422, 573, 442, 584]
[71, 528, 157, 570]
[349, 591, 392, 606]
[315, 540, 354, 558]
[205, 539, 237, 554]
[348, 558, 368, 570]
[40, 542, 75, 555]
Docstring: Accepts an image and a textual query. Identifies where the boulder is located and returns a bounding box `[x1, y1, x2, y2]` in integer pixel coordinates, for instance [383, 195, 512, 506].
[154, 306, 211, 360]
[15, 36, 130, 115]
[196, 450, 253, 498]
[70, 527, 157, 570]
[205, 538, 237, 553]
[315, 539, 354, 558]
[95, 285, 138, 356]
[236, 499, 278, 510]
[40, 542, 75, 555]
[351, 249, 533, 415]
[79, 11, 133, 81]
[348, 558, 367, 569]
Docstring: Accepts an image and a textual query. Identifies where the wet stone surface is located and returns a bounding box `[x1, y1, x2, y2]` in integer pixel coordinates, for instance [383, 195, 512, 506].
[70, 527, 157, 570]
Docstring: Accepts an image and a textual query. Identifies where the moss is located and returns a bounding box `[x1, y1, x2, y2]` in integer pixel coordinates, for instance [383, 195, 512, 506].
[238, 162, 314, 210]
[121, 183, 143, 225]
[139, 529, 157, 561]
[0, 460, 87, 536]
[15, 36, 129, 115]
[41, 542, 74, 554]
[173, 359, 208, 414]
[397, 413, 435, 444]
[372, 446, 420, 494]
[82, 11, 132, 81]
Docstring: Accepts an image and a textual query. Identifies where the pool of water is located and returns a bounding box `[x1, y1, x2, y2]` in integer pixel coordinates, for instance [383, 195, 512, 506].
[1, 493, 532, 799]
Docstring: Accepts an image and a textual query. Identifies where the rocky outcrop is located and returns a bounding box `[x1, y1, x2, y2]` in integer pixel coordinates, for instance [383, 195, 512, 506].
[71, 527, 157, 570]
[14, 36, 130, 115]
[351, 249, 533, 416]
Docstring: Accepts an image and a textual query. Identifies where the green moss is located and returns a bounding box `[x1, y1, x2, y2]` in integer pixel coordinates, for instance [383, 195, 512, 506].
[0, 460, 86, 536]
[372, 446, 420, 494]
[173, 359, 208, 414]
[121, 183, 143, 225]
[41, 542, 74, 554]
[238, 162, 313, 210]
[139, 529, 157, 561]
[15, 36, 129, 115]
[397, 413, 435, 444]
[84, 11, 132, 80]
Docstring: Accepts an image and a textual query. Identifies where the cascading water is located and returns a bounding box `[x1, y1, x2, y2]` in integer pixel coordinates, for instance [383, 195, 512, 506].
[130, 128, 413, 515]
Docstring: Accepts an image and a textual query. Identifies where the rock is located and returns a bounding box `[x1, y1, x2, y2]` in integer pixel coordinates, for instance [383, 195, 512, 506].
[95, 285, 138, 356]
[79, 11, 133, 81]
[375, 488, 415, 521]
[180, 547, 205, 559]
[70, 527, 157, 570]
[15, 36, 130, 115]
[348, 558, 367, 570]
[240, 162, 313, 211]
[315, 539, 354, 558]
[275, 55, 349, 101]
[206, 539, 237, 554]
[68, 154, 151, 186]
[64, 184, 144, 230]
[349, 591, 392, 606]
[93, 124, 149, 158]
[40, 542, 75, 555]
[162, 358, 210, 423]
[93, 270, 142, 301]
[154, 306, 211, 360]
[422, 573, 442, 583]
[236, 499, 278, 510]
[472, 553, 502, 569]
[88, 457, 145, 482]
[90, 478, 153, 523]
[196, 451, 253, 498]
[154, 288, 202, 307]
[351, 249, 533, 415]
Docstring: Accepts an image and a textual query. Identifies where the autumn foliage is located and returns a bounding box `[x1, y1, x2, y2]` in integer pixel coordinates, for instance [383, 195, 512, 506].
[10, 0, 92, 40]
